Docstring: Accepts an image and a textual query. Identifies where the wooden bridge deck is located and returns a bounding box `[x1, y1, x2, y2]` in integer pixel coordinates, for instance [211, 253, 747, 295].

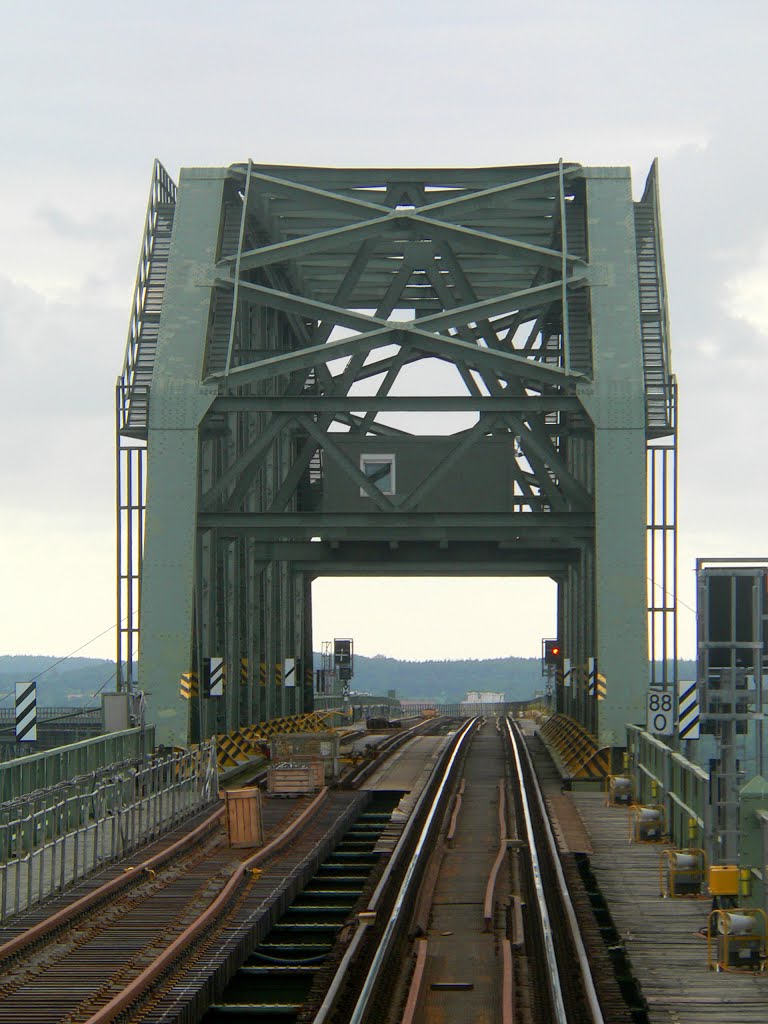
[573, 792, 768, 1023]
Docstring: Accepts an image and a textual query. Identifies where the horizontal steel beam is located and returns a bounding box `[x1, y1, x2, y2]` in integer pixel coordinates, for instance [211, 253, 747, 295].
[232, 163, 576, 187]
[198, 512, 593, 543]
[211, 396, 581, 414]
[238, 541, 579, 564]
[295, 562, 567, 577]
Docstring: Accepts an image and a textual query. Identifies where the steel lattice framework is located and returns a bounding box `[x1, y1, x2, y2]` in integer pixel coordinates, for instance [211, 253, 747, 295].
[117, 159, 676, 748]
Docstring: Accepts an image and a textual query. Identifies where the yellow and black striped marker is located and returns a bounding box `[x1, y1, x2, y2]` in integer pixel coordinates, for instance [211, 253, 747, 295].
[180, 672, 199, 700]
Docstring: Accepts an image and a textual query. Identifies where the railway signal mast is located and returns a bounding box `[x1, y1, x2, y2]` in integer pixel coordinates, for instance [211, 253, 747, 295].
[542, 638, 563, 707]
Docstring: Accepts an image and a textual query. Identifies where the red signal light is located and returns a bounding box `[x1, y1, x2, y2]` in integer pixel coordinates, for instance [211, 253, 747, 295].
[544, 640, 563, 665]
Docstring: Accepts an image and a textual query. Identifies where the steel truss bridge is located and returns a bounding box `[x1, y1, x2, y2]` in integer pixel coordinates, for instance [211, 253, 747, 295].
[117, 158, 676, 750]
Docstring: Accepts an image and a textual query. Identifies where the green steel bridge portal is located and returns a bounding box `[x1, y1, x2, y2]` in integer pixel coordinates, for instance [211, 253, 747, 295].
[116, 158, 676, 751]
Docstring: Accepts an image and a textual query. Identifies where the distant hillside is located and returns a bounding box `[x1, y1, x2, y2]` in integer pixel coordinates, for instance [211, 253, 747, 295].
[0, 656, 116, 706]
[351, 654, 546, 703]
[349, 654, 695, 704]
[0, 654, 696, 708]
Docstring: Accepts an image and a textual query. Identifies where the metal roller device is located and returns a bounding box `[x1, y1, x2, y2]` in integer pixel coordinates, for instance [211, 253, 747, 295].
[629, 804, 665, 843]
[660, 848, 706, 897]
[707, 908, 768, 972]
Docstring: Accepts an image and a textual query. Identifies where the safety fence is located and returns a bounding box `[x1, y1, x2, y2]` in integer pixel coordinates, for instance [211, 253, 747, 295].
[626, 724, 709, 849]
[0, 742, 217, 923]
[0, 706, 103, 729]
[0, 727, 154, 802]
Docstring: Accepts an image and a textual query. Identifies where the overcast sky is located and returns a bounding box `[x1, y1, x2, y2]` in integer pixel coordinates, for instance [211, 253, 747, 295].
[1, 1, 766, 665]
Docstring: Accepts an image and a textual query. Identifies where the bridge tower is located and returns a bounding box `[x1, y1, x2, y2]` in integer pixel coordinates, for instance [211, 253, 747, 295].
[116, 159, 676, 749]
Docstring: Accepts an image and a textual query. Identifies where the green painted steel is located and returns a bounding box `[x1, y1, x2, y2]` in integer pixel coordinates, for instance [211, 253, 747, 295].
[629, 725, 768, 912]
[627, 725, 708, 851]
[574, 169, 649, 744]
[740, 777, 768, 913]
[0, 727, 154, 802]
[118, 160, 676, 747]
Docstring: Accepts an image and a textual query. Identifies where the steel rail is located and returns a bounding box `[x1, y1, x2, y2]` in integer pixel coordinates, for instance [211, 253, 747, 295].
[82, 786, 330, 1024]
[312, 720, 471, 1024]
[505, 718, 605, 1024]
[501, 937, 514, 1024]
[400, 938, 429, 1024]
[446, 776, 465, 847]
[347, 717, 477, 1024]
[0, 803, 225, 961]
[345, 715, 438, 789]
[505, 717, 568, 1022]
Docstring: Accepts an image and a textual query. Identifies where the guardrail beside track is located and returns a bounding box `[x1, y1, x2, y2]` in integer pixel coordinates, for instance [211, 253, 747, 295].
[0, 742, 217, 923]
[0, 803, 225, 963]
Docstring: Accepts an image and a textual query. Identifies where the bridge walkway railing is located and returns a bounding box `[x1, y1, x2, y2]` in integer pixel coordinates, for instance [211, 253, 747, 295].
[0, 734, 217, 923]
[626, 724, 709, 850]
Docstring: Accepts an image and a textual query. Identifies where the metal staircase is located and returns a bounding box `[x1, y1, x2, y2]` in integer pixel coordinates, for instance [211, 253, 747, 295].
[116, 160, 176, 686]
[117, 160, 176, 439]
[634, 160, 673, 437]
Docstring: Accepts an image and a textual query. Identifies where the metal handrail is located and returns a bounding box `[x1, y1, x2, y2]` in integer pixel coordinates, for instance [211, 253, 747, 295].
[0, 728, 153, 802]
[0, 743, 216, 922]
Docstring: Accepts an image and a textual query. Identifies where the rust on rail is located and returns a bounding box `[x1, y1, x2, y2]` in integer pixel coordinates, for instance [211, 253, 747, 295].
[0, 803, 225, 962]
[82, 787, 329, 1024]
[483, 778, 508, 930]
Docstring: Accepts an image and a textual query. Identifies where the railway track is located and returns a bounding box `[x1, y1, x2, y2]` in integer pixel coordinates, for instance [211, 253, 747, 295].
[0, 715, 636, 1022]
[335, 715, 635, 1024]
[505, 718, 609, 1024]
[0, 718, 437, 1023]
[0, 788, 347, 1024]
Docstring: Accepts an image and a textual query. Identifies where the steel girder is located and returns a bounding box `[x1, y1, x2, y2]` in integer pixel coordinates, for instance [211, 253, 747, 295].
[118, 159, 676, 748]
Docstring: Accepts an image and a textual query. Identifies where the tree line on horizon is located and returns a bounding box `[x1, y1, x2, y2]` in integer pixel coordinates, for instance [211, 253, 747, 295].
[0, 653, 697, 707]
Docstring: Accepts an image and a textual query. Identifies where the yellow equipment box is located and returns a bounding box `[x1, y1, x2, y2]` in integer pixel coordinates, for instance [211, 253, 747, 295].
[709, 865, 739, 896]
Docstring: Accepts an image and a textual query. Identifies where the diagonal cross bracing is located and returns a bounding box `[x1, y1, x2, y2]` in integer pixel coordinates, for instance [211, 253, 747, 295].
[228, 163, 580, 223]
[211, 171, 590, 517]
[207, 279, 585, 389]
[221, 209, 584, 276]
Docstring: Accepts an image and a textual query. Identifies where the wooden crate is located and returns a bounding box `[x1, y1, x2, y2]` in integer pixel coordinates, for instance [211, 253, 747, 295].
[224, 787, 264, 848]
[267, 762, 318, 796]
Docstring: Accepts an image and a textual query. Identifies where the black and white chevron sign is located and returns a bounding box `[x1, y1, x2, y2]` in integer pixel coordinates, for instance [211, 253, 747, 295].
[284, 658, 296, 688]
[15, 681, 37, 742]
[677, 679, 700, 740]
[208, 657, 224, 697]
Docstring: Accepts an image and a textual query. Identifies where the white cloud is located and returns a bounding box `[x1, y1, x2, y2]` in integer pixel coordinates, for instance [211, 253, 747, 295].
[693, 338, 721, 358]
[724, 244, 768, 336]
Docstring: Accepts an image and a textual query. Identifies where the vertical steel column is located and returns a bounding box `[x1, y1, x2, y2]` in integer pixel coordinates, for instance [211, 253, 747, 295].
[302, 574, 315, 714]
[648, 424, 678, 690]
[582, 546, 595, 736]
[138, 170, 224, 747]
[224, 539, 239, 733]
[579, 168, 649, 747]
